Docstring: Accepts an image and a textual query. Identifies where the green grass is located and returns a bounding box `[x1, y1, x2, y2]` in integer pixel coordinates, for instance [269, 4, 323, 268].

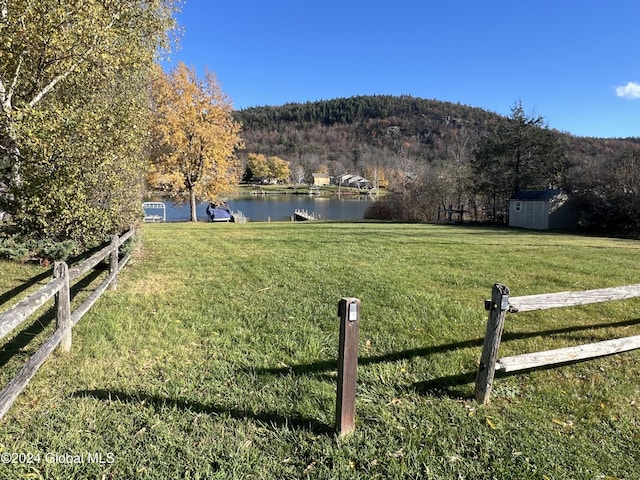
[1, 222, 640, 479]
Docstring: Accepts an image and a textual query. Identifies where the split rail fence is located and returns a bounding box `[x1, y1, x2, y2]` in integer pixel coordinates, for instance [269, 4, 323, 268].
[0, 229, 135, 419]
[475, 282, 640, 404]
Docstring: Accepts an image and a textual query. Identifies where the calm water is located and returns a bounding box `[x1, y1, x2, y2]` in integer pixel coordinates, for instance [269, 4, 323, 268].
[144, 195, 375, 222]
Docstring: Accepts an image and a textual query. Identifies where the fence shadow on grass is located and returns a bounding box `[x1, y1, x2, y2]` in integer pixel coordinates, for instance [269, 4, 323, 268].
[249, 317, 640, 400]
[410, 372, 478, 399]
[0, 244, 107, 311]
[0, 269, 53, 311]
[0, 269, 105, 369]
[71, 389, 334, 436]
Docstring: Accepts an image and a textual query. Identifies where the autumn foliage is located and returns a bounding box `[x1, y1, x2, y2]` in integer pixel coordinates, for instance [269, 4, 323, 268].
[149, 63, 243, 221]
[1, 0, 178, 247]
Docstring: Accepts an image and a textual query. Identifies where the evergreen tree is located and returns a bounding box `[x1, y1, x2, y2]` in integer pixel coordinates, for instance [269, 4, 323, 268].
[471, 101, 566, 222]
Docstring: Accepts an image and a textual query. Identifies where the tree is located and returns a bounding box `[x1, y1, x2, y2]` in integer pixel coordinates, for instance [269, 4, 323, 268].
[1, 0, 178, 245]
[267, 156, 290, 183]
[150, 63, 243, 221]
[1, 0, 177, 201]
[12, 68, 151, 244]
[436, 127, 478, 219]
[570, 150, 640, 236]
[471, 101, 566, 222]
[243, 153, 291, 183]
[292, 164, 306, 185]
[245, 153, 270, 181]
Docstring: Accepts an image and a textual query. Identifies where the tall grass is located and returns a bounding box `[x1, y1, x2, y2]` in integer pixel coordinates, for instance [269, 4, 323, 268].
[1, 222, 639, 479]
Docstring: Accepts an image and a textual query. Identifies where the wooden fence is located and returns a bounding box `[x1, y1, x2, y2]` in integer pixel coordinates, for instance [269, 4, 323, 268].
[0, 229, 135, 419]
[475, 282, 640, 404]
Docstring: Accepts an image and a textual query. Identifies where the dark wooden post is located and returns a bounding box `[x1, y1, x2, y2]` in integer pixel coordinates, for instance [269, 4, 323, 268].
[335, 297, 361, 436]
[54, 262, 72, 353]
[110, 234, 119, 291]
[475, 283, 510, 404]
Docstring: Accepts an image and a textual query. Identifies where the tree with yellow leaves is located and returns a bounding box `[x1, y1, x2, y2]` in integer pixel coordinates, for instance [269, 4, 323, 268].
[150, 62, 243, 221]
[268, 156, 290, 183]
[245, 153, 271, 181]
[244, 153, 290, 184]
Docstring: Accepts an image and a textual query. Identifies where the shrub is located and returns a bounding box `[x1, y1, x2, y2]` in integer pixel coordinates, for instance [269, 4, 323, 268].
[0, 236, 78, 262]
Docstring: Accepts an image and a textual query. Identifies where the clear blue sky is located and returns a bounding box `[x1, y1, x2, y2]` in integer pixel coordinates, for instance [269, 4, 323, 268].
[164, 0, 640, 138]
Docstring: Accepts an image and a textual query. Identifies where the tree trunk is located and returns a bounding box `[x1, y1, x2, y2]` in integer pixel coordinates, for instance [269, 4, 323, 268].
[189, 188, 197, 222]
[0, 117, 23, 213]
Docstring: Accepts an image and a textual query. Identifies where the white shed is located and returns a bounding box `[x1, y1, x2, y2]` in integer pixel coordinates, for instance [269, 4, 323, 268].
[509, 190, 578, 230]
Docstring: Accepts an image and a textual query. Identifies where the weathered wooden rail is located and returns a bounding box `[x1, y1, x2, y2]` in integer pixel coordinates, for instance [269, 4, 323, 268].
[0, 229, 135, 419]
[475, 282, 640, 404]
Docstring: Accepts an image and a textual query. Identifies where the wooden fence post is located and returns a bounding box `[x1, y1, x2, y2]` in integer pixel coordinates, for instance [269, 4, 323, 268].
[110, 234, 119, 291]
[335, 297, 361, 436]
[54, 262, 72, 353]
[475, 283, 510, 404]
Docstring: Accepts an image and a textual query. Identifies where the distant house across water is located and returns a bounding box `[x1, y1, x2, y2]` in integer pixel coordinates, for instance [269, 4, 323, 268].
[312, 173, 331, 186]
[335, 174, 372, 189]
[509, 189, 578, 230]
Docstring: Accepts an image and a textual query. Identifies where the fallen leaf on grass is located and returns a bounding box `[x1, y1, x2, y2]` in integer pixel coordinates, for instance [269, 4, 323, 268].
[388, 448, 405, 458]
[485, 417, 497, 430]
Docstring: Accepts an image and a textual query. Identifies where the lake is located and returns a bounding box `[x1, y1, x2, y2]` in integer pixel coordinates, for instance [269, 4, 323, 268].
[144, 194, 375, 222]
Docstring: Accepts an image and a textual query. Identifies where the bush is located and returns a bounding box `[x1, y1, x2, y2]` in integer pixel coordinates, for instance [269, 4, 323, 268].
[0, 236, 78, 262]
[364, 190, 440, 223]
[0, 238, 30, 261]
[364, 200, 396, 220]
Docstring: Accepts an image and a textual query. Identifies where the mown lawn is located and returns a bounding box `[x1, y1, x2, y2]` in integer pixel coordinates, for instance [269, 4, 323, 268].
[1, 222, 639, 479]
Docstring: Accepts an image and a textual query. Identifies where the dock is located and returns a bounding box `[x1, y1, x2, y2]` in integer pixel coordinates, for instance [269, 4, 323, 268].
[142, 202, 166, 222]
[293, 209, 317, 221]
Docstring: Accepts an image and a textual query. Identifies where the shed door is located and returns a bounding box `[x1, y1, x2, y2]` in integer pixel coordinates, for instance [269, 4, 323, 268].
[524, 201, 547, 229]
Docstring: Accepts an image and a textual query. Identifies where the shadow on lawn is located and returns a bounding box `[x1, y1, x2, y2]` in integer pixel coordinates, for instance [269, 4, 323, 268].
[0, 269, 104, 369]
[249, 317, 640, 400]
[0, 269, 53, 310]
[0, 242, 107, 310]
[71, 389, 334, 436]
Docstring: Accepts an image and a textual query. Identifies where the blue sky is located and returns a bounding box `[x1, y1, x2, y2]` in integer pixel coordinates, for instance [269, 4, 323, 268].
[164, 0, 640, 138]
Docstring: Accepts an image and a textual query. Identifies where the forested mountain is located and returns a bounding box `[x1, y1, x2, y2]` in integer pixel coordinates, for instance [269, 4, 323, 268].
[235, 95, 638, 174]
[236, 95, 496, 173]
[235, 95, 640, 235]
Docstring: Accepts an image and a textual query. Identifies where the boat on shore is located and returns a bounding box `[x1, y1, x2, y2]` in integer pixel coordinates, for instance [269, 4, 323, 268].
[206, 202, 234, 222]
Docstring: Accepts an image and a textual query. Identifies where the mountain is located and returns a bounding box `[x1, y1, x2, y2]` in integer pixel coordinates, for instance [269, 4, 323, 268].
[234, 94, 640, 177]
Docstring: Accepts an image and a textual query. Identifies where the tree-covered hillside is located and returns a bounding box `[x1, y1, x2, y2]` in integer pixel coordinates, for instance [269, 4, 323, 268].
[236, 95, 499, 170]
[236, 95, 638, 164]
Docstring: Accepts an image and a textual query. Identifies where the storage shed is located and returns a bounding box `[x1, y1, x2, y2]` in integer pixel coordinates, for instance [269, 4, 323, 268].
[509, 189, 578, 230]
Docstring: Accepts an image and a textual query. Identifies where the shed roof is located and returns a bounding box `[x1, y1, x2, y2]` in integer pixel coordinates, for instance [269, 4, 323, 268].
[510, 189, 563, 201]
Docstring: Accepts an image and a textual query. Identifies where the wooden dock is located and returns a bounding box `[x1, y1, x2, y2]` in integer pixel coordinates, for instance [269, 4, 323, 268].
[293, 209, 317, 221]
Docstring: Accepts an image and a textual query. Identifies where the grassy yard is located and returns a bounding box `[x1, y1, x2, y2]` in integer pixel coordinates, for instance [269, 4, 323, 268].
[1, 222, 639, 479]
